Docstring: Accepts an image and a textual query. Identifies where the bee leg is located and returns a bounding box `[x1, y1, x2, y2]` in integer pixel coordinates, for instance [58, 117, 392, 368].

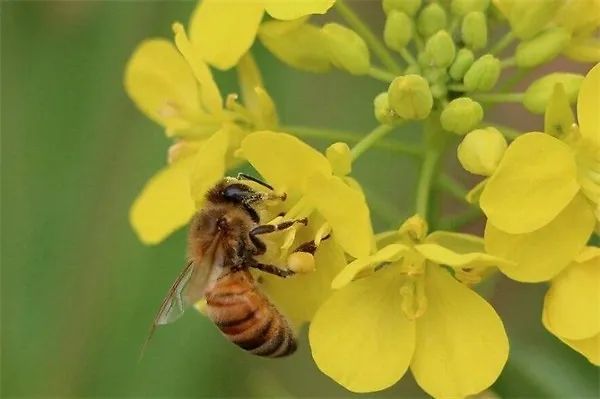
[248, 219, 307, 255]
[249, 261, 295, 278]
[292, 234, 331, 255]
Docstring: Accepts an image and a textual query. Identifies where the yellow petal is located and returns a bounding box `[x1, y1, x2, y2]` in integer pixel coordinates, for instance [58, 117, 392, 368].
[414, 243, 514, 269]
[190, 129, 230, 207]
[553, 332, 600, 365]
[543, 252, 600, 340]
[466, 177, 488, 204]
[309, 266, 416, 393]
[306, 174, 373, 258]
[261, 238, 346, 325]
[563, 36, 600, 62]
[411, 265, 509, 399]
[577, 63, 600, 146]
[545, 83, 575, 139]
[236, 54, 278, 129]
[264, 0, 335, 20]
[172, 23, 223, 115]
[124, 39, 200, 132]
[130, 156, 196, 245]
[241, 131, 331, 193]
[425, 231, 485, 253]
[189, 0, 264, 70]
[332, 244, 409, 289]
[480, 132, 580, 234]
[485, 193, 595, 282]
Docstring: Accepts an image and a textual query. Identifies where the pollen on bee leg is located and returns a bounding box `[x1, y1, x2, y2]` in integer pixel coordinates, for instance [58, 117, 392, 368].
[194, 299, 208, 315]
[287, 252, 315, 274]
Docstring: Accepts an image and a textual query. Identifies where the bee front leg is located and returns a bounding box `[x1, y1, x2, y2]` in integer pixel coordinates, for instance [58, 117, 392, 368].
[248, 219, 308, 256]
[249, 261, 295, 278]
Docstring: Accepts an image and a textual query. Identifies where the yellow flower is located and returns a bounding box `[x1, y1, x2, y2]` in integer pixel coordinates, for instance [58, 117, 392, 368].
[480, 63, 600, 282]
[189, 0, 335, 70]
[309, 215, 510, 397]
[543, 246, 600, 365]
[125, 23, 278, 244]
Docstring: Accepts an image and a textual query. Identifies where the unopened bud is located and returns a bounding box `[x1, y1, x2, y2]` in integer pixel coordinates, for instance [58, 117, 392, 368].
[441, 97, 484, 135]
[463, 54, 501, 91]
[507, 0, 564, 40]
[545, 83, 575, 138]
[398, 214, 428, 242]
[451, 0, 489, 16]
[457, 127, 507, 175]
[461, 11, 488, 50]
[383, 0, 422, 16]
[374, 92, 398, 124]
[417, 3, 447, 37]
[425, 30, 456, 68]
[287, 252, 315, 273]
[384, 11, 414, 52]
[430, 82, 448, 99]
[388, 75, 433, 120]
[449, 48, 474, 80]
[322, 23, 370, 75]
[524, 73, 584, 113]
[326, 142, 352, 176]
[515, 27, 571, 68]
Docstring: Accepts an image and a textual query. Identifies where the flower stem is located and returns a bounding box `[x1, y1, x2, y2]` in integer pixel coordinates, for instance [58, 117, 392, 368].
[368, 66, 396, 82]
[437, 173, 469, 202]
[447, 84, 467, 91]
[489, 31, 515, 55]
[415, 117, 446, 219]
[351, 124, 397, 161]
[470, 92, 524, 103]
[490, 123, 521, 140]
[335, 0, 403, 74]
[438, 207, 482, 230]
[399, 48, 417, 68]
[500, 56, 517, 69]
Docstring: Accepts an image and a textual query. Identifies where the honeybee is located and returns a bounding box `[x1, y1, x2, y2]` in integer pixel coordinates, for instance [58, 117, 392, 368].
[145, 174, 322, 357]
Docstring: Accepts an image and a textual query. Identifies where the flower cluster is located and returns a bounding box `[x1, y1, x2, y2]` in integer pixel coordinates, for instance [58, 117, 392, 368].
[125, 0, 599, 397]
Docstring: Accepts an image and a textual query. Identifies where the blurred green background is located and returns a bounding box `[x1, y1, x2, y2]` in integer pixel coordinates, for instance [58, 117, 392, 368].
[2, 1, 598, 398]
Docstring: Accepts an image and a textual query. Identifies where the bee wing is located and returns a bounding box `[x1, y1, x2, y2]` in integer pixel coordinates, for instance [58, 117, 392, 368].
[154, 259, 196, 326]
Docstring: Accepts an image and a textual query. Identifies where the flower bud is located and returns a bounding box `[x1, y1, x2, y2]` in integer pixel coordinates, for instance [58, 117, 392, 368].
[451, 0, 489, 16]
[383, 0, 422, 16]
[463, 54, 501, 91]
[326, 142, 352, 176]
[515, 27, 571, 68]
[430, 82, 448, 99]
[388, 75, 433, 120]
[440, 97, 484, 135]
[506, 0, 565, 40]
[449, 48, 474, 80]
[384, 11, 414, 52]
[373, 92, 398, 124]
[544, 83, 575, 139]
[461, 11, 487, 50]
[417, 3, 447, 37]
[457, 127, 507, 175]
[322, 23, 370, 75]
[423, 67, 449, 85]
[424, 30, 456, 68]
[524, 73, 584, 113]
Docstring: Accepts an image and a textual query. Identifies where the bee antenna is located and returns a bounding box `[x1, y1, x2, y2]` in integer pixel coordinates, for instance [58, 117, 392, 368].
[236, 173, 274, 191]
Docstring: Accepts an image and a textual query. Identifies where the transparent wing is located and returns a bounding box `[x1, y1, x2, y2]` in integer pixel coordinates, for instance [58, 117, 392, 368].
[155, 260, 196, 326]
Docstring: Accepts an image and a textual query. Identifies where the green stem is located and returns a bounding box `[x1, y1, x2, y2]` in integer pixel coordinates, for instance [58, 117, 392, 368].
[335, 0, 403, 74]
[447, 84, 467, 91]
[351, 124, 396, 161]
[437, 173, 469, 202]
[399, 48, 418, 67]
[285, 125, 422, 156]
[438, 207, 483, 230]
[490, 123, 521, 140]
[368, 66, 396, 82]
[415, 118, 446, 219]
[471, 92, 524, 103]
[500, 56, 517, 69]
[489, 31, 515, 55]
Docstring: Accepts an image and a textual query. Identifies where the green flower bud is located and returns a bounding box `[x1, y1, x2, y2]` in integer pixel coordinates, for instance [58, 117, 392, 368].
[430, 82, 448, 99]
[423, 67, 449, 85]
[440, 97, 484, 135]
[524, 73, 584, 114]
[461, 12, 487, 50]
[373, 92, 398, 124]
[449, 48, 474, 81]
[326, 142, 352, 176]
[383, 0, 422, 16]
[507, 0, 564, 40]
[384, 11, 414, 52]
[417, 3, 447, 37]
[425, 30, 456, 68]
[457, 127, 507, 175]
[388, 75, 433, 120]
[463, 54, 501, 91]
[515, 27, 571, 68]
[451, 0, 489, 16]
[322, 23, 370, 75]
[404, 64, 421, 75]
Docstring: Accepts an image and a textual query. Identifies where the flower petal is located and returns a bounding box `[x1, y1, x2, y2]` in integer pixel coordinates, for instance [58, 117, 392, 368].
[480, 132, 580, 234]
[172, 23, 223, 115]
[306, 173, 372, 258]
[241, 131, 331, 193]
[411, 266, 508, 399]
[189, 0, 264, 70]
[130, 156, 196, 245]
[414, 243, 514, 269]
[577, 63, 600, 145]
[332, 244, 409, 289]
[264, 0, 335, 20]
[309, 266, 416, 393]
[190, 129, 230, 207]
[425, 231, 485, 253]
[124, 39, 200, 133]
[552, 332, 600, 366]
[543, 251, 600, 340]
[485, 193, 595, 282]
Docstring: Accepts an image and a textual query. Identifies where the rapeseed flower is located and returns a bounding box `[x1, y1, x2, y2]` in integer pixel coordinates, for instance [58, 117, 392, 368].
[309, 215, 510, 397]
[189, 0, 335, 70]
[125, 23, 278, 244]
[479, 63, 600, 282]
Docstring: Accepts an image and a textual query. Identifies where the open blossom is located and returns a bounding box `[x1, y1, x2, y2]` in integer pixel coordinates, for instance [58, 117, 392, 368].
[309, 215, 510, 398]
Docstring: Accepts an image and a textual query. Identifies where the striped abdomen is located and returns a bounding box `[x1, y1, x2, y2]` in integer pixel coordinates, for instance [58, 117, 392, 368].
[204, 270, 296, 357]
